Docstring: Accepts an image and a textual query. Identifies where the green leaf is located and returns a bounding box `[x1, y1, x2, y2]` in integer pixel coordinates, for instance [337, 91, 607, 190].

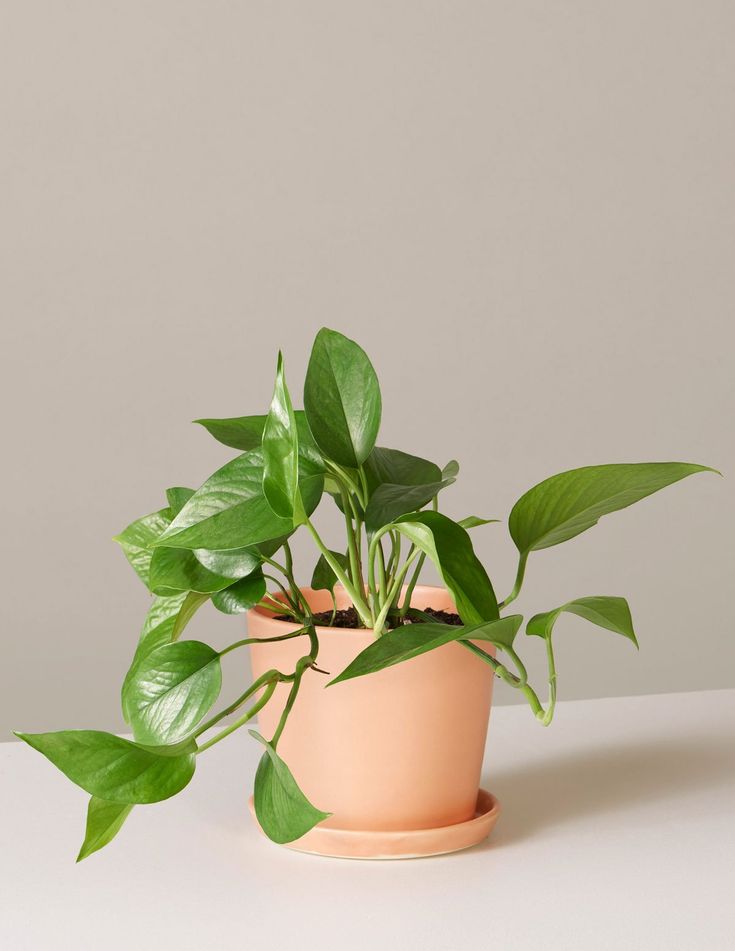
[153, 446, 324, 551]
[329, 616, 522, 686]
[165, 487, 195, 517]
[113, 508, 171, 587]
[363, 447, 442, 495]
[14, 731, 196, 804]
[304, 327, 381, 468]
[211, 569, 267, 614]
[393, 511, 499, 623]
[310, 551, 349, 595]
[262, 352, 304, 523]
[192, 546, 261, 579]
[122, 640, 222, 745]
[77, 797, 134, 862]
[194, 414, 267, 451]
[458, 516, 499, 529]
[442, 460, 460, 480]
[509, 462, 717, 555]
[249, 730, 330, 843]
[122, 592, 209, 723]
[364, 479, 454, 533]
[149, 547, 239, 595]
[527, 596, 638, 647]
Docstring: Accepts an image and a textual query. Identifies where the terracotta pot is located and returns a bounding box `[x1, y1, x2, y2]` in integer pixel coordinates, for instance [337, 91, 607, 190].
[247, 585, 499, 858]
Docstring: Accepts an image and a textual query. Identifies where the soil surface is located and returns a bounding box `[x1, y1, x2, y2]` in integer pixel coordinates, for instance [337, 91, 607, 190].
[290, 605, 463, 629]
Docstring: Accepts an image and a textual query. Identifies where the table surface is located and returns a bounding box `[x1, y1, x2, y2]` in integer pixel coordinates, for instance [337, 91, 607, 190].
[2, 688, 734, 951]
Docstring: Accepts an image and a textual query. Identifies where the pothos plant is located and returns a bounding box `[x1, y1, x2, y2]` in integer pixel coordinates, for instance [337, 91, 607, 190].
[16, 328, 717, 859]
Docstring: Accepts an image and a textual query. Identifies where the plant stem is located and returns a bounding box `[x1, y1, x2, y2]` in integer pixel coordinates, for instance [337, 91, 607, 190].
[398, 549, 424, 616]
[499, 552, 528, 609]
[373, 546, 421, 635]
[218, 629, 307, 658]
[195, 671, 281, 751]
[305, 517, 372, 626]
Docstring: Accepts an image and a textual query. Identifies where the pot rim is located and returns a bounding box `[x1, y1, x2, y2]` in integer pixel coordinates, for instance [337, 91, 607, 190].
[248, 583, 452, 637]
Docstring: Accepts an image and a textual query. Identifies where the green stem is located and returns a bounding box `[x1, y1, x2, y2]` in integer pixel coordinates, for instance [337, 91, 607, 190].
[398, 549, 424, 616]
[195, 673, 280, 751]
[499, 552, 528, 609]
[218, 629, 307, 658]
[373, 546, 421, 635]
[340, 486, 362, 590]
[305, 518, 372, 626]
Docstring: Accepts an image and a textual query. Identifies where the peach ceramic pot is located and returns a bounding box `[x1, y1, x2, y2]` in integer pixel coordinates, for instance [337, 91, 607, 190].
[247, 585, 500, 859]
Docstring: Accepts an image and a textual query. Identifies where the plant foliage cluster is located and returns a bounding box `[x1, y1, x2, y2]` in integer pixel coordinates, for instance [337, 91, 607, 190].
[15, 329, 716, 859]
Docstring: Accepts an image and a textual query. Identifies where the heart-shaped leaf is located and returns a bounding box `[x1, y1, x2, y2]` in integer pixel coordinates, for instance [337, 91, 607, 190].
[249, 730, 331, 843]
[77, 797, 134, 862]
[527, 596, 637, 646]
[262, 352, 304, 522]
[113, 508, 171, 587]
[15, 731, 196, 804]
[393, 511, 499, 623]
[364, 479, 454, 533]
[148, 547, 239, 595]
[194, 414, 268, 451]
[329, 616, 522, 685]
[310, 551, 349, 595]
[211, 569, 266, 614]
[363, 447, 442, 495]
[153, 445, 324, 551]
[123, 641, 222, 745]
[509, 463, 716, 555]
[304, 328, 381, 468]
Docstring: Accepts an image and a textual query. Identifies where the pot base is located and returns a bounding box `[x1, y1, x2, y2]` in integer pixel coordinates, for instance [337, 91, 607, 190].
[248, 789, 500, 860]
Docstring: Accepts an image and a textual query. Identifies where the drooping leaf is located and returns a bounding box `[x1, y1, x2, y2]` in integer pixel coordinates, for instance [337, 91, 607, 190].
[393, 511, 499, 623]
[527, 596, 637, 647]
[310, 551, 349, 595]
[364, 479, 454, 533]
[194, 414, 267, 451]
[303, 328, 381, 468]
[153, 446, 324, 551]
[211, 569, 266, 614]
[262, 352, 304, 523]
[14, 731, 196, 804]
[122, 641, 222, 745]
[77, 797, 134, 862]
[509, 463, 717, 556]
[113, 508, 171, 587]
[363, 447, 442, 495]
[458, 516, 499, 529]
[329, 616, 522, 686]
[122, 592, 209, 722]
[249, 730, 331, 843]
[165, 487, 195, 517]
[148, 546, 239, 595]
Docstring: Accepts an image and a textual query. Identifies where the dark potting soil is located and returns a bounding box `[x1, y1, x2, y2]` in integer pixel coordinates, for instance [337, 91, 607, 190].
[278, 606, 463, 629]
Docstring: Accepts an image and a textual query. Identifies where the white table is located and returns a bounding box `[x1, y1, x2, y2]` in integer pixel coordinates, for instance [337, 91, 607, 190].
[2, 689, 733, 951]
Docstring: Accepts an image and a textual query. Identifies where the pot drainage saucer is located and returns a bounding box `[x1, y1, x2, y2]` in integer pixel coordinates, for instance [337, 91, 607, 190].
[248, 788, 500, 860]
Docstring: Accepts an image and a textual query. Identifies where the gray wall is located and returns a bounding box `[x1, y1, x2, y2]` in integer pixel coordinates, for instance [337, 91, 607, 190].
[2, 2, 732, 737]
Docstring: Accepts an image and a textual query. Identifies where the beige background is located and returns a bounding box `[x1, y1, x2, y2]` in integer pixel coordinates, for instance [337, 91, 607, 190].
[1, 2, 732, 737]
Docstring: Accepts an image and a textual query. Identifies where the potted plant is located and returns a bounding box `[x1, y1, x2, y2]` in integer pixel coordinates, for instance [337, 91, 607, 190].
[15, 328, 717, 861]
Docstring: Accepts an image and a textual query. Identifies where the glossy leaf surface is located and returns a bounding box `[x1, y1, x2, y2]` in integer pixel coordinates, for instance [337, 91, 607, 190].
[364, 479, 454, 533]
[15, 731, 196, 804]
[458, 516, 499, 529]
[165, 487, 195, 517]
[211, 569, 266, 614]
[149, 547, 237, 595]
[527, 596, 637, 646]
[250, 730, 330, 843]
[304, 328, 381, 467]
[262, 352, 304, 522]
[329, 616, 522, 685]
[113, 508, 171, 587]
[363, 447, 442, 495]
[509, 463, 716, 555]
[394, 511, 499, 623]
[77, 797, 134, 862]
[192, 546, 261, 579]
[123, 641, 222, 745]
[194, 414, 267, 451]
[153, 446, 324, 551]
